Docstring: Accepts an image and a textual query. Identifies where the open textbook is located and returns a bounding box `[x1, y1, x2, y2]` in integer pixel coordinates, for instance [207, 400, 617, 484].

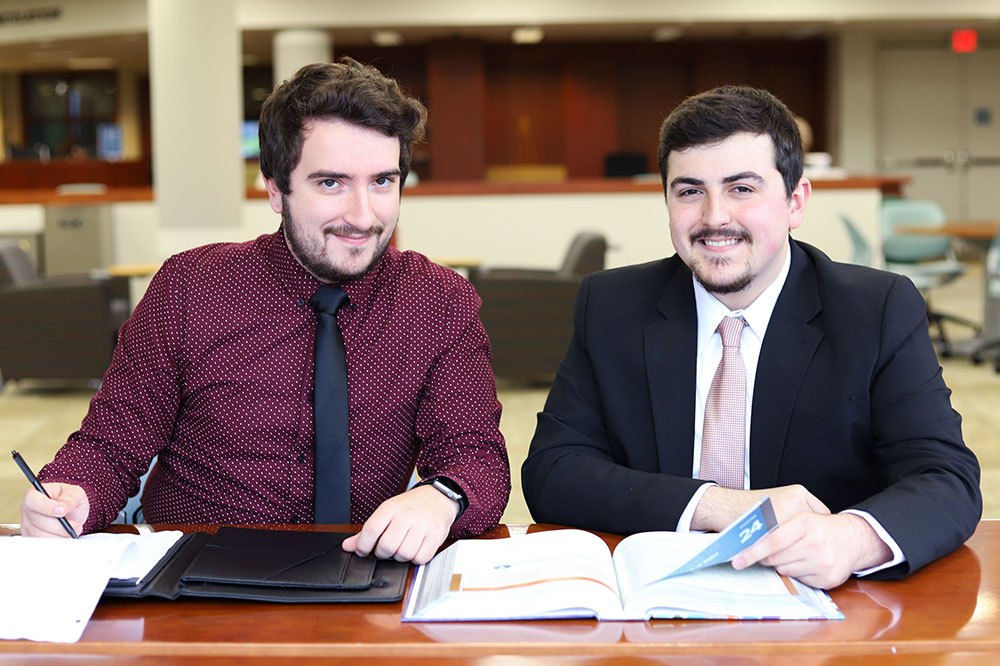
[403, 498, 843, 622]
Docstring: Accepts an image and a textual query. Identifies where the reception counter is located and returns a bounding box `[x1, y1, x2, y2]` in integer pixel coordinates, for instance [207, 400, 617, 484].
[0, 176, 906, 272]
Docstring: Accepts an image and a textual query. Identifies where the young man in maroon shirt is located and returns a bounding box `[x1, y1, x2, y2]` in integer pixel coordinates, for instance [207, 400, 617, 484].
[21, 59, 510, 564]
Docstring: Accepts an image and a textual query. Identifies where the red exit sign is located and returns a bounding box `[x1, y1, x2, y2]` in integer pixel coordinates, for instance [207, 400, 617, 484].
[952, 29, 978, 53]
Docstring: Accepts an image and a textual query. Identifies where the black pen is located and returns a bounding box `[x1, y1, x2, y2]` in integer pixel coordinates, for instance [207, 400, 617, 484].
[11, 450, 79, 539]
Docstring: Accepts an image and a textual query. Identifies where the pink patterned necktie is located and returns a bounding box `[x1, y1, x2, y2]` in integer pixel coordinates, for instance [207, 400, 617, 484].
[699, 316, 747, 489]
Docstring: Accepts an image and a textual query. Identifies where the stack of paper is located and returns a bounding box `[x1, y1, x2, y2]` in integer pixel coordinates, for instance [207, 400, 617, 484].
[0, 531, 183, 643]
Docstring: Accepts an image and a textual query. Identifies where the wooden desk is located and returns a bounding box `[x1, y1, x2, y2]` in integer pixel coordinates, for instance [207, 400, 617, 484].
[894, 221, 999, 241]
[2, 521, 997, 663]
[107, 263, 162, 278]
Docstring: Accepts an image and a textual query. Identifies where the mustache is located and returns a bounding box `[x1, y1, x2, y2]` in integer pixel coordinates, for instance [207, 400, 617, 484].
[689, 227, 751, 244]
[323, 223, 385, 238]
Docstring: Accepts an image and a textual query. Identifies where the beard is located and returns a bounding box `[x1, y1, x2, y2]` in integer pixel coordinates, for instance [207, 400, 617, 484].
[688, 227, 754, 295]
[691, 257, 754, 295]
[281, 195, 392, 283]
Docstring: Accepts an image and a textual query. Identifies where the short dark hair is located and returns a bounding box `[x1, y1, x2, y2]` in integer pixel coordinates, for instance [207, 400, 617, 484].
[657, 86, 803, 198]
[259, 57, 427, 195]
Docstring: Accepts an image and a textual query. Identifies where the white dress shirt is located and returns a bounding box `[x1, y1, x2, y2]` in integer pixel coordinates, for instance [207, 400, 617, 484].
[673, 240, 903, 576]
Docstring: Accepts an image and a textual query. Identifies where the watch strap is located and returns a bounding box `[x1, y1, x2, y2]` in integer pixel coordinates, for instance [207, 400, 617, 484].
[416, 476, 468, 520]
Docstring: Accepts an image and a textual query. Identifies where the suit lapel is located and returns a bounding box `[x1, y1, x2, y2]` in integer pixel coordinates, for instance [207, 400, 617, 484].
[646, 261, 698, 476]
[749, 242, 824, 489]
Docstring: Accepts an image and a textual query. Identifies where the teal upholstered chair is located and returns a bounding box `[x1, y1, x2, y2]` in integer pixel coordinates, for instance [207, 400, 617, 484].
[880, 199, 979, 355]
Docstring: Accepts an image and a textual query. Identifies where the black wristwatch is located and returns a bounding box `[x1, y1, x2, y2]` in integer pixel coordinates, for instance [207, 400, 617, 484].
[417, 476, 469, 519]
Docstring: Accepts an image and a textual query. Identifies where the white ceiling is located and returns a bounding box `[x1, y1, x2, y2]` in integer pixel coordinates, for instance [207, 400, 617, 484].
[0, 17, 998, 72]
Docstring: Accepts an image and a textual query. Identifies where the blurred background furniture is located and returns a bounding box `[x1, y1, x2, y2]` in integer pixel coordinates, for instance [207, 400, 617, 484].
[468, 232, 607, 383]
[43, 202, 113, 276]
[840, 214, 873, 266]
[967, 230, 1000, 372]
[114, 454, 158, 525]
[603, 152, 649, 179]
[0, 242, 129, 385]
[881, 198, 980, 355]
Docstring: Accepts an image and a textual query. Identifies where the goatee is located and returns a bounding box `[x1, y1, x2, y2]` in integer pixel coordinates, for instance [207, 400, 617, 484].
[281, 196, 390, 283]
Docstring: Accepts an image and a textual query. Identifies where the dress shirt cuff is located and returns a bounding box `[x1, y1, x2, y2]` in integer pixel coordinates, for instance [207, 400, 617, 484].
[676, 482, 715, 532]
[37, 474, 101, 535]
[841, 509, 906, 576]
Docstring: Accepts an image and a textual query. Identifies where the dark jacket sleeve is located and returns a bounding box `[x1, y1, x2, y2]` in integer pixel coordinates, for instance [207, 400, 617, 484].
[849, 274, 981, 578]
[522, 272, 705, 533]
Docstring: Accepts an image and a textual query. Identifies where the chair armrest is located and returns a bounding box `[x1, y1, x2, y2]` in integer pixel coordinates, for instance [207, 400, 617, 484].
[886, 259, 965, 285]
[467, 267, 558, 282]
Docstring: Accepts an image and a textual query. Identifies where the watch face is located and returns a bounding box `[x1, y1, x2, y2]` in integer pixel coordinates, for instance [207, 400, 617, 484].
[426, 477, 468, 517]
[432, 479, 461, 501]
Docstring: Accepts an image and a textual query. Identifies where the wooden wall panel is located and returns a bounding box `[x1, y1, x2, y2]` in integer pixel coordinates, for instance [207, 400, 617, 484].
[619, 61, 691, 175]
[749, 56, 827, 153]
[426, 41, 486, 180]
[7, 39, 828, 188]
[563, 58, 619, 178]
[484, 61, 563, 167]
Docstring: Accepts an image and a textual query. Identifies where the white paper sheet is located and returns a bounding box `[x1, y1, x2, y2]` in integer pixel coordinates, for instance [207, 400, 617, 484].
[0, 536, 132, 643]
[83, 531, 183, 584]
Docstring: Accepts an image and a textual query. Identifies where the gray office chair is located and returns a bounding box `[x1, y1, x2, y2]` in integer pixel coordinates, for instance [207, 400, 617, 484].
[468, 232, 608, 382]
[881, 199, 980, 356]
[0, 242, 130, 385]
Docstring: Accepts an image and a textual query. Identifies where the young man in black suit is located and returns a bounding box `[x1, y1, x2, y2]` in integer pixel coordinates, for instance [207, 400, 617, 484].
[523, 86, 981, 589]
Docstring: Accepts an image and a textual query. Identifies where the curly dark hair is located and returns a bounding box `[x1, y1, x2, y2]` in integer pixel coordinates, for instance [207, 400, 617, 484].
[657, 85, 803, 199]
[259, 57, 427, 194]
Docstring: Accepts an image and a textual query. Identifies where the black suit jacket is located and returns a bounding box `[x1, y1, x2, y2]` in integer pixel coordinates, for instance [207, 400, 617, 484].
[523, 240, 981, 578]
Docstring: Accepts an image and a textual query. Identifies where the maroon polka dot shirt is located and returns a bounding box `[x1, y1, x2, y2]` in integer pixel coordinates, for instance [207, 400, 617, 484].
[40, 230, 510, 537]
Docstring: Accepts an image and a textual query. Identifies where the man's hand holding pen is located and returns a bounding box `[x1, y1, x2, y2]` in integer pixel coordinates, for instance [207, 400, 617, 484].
[13, 451, 88, 538]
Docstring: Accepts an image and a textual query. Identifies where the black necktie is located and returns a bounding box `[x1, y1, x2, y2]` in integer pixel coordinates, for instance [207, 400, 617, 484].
[309, 285, 351, 523]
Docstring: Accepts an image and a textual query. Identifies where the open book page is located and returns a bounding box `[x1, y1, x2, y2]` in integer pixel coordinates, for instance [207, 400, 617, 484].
[403, 498, 840, 623]
[83, 530, 184, 585]
[612, 532, 841, 620]
[403, 529, 624, 621]
[666, 497, 777, 579]
[612, 531, 717, 597]
[611, 497, 778, 595]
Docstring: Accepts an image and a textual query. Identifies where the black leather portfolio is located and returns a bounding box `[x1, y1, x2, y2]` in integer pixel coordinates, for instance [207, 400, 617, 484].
[103, 527, 409, 603]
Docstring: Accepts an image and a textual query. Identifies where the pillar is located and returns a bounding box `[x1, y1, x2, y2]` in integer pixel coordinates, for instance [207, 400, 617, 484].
[148, 0, 243, 234]
[272, 29, 332, 86]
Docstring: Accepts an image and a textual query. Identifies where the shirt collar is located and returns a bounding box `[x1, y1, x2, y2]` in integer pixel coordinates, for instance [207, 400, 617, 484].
[693, 238, 792, 350]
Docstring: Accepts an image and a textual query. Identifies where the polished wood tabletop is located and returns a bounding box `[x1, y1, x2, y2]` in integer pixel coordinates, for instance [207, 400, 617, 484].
[2, 521, 998, 663]
[895, 221, 999, 241]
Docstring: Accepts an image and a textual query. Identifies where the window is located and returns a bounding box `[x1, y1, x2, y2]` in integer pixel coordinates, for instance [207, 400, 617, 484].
[22, 71, 117, 159]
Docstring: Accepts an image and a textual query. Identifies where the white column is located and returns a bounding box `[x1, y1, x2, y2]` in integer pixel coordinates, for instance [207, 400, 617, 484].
[831, 28, 878, 174]
[148, 0, 242, 234]
[272, 29, 332, 86]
